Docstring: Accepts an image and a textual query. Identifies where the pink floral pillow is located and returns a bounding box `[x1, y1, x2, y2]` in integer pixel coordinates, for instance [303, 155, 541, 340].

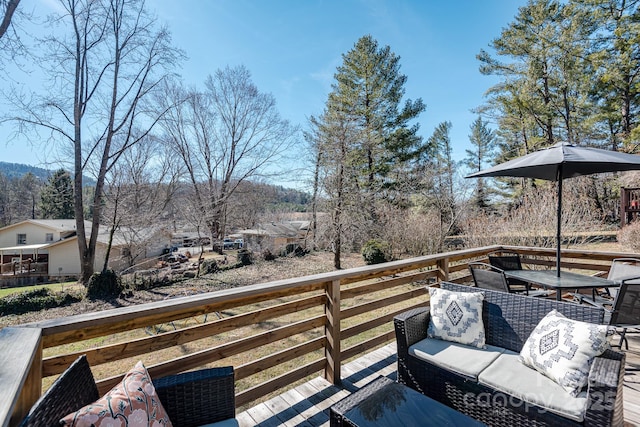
[61, 361, 173, 427]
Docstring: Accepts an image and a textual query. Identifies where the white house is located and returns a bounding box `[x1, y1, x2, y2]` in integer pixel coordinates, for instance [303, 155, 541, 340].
[0, 219, 170, 279]
[0, 219, 79, 248]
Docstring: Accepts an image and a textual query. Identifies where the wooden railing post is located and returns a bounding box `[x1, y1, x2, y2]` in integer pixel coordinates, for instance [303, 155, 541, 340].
[437, 257, 450, 282]
[324, 279, 341, 384]
[0, 327, 42, 427]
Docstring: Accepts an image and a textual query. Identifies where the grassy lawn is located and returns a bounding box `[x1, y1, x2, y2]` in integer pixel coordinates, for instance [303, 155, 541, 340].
[0, 282, 82, 298]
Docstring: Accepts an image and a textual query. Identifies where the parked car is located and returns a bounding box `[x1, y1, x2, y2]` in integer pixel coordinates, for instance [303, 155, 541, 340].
[223, 238, 234, 250]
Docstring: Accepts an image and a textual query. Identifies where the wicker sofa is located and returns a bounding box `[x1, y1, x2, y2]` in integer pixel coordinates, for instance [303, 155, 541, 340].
[20, 355, 237, 427]
[394, 282, 626, 427]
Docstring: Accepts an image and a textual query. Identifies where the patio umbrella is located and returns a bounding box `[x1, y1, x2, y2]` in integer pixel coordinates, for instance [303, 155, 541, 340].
[466, 141, 640, 276]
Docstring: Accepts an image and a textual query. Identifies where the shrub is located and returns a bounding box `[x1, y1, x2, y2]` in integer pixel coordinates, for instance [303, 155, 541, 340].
[361, 239, 391, 265]
[122, 269, 172, 291]
[199, 259, 219, 275]
[0, 288, 81, 315]
[618, 221, 640, 252]
[262, 249, 276, 261]
[292, 245, 308, 257]
[86, 270, 124, 300]
[237, 249, 254, 266]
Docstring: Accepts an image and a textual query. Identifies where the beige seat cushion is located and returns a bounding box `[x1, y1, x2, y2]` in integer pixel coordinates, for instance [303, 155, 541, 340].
[478, 350, 588, 422]
[409, 337, 505, 380]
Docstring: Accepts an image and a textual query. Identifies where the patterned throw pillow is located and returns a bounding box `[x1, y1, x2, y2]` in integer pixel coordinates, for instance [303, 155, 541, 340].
[520, 309, 610, 396]
[427, 287, 486, 348]
[61, 361, 173, 427]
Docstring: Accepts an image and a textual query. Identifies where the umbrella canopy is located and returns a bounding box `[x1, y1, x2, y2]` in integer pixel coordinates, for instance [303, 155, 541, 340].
[466, 141, 640, 276]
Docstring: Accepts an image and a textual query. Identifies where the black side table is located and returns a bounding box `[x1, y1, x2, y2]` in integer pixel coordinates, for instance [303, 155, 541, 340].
[330, 376, 486, 427]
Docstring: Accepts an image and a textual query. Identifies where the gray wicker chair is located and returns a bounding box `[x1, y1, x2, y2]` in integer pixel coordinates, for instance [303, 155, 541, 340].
[20, 355, 236, 427]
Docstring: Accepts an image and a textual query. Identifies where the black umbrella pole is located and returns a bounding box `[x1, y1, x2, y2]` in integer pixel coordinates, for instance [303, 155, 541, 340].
[557, 173, 562, 277]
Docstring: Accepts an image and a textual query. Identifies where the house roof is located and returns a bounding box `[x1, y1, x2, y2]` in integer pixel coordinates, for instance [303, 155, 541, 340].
[45, 227, 128, 249]
[0, 243, 49, 252]
[0, 219, 81, 233]
[238, 221, 309, 237]
[0, 219, 166, 252]
[26, 219, 79, 231]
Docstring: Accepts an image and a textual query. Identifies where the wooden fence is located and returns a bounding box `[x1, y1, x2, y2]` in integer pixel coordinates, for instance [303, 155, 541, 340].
[0, 244, 634, 427]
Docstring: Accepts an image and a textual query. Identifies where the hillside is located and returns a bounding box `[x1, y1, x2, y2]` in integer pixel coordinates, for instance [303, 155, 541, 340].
[0, 161, 52, 180]
[0, 161, 106, 187]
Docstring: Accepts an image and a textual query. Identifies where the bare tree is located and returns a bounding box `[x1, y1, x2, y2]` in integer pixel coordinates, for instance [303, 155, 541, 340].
[101, 134, 181, 270]
[0, 0, 31, 74]
[8, 0, 182, 283]
[0, 171, 42, 225]
[309, 108, 362, 269]
[157, 66, 299, 247]
[225, 181, 272, 229]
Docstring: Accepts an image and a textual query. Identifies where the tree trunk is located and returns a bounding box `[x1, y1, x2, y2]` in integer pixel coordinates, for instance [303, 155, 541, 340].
[0, 0, 19, 40]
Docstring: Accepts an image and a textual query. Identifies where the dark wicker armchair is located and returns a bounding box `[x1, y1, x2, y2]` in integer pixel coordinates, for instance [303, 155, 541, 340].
[20, 355, 236, 427]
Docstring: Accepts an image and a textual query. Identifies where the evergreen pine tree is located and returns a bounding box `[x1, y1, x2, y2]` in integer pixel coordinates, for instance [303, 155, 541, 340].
[326, 34, 426, 231]
[40, 169, 74, 219]
[464, 117, 496, 209]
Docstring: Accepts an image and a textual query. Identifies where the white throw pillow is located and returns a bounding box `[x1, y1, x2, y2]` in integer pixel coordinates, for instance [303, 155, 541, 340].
[427, 287, 486, 348]
[520, 309, 610, 396]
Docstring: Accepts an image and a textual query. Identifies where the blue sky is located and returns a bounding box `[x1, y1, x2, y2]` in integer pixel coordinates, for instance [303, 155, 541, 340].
[0, 0, 527, 188]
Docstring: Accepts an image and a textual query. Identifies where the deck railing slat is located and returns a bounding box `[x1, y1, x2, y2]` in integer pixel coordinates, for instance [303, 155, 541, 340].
[42, 293, 326, 376]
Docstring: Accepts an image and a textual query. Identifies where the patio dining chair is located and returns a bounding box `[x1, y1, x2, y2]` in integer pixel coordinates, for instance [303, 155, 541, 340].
[470, 262, 551, 297]
[574, 258, 640, 303]
[487, 251, 534, 295]
[469, 262, 510, 293]
[576, 258, 640, 349]
[578, 279, 640, 349]
[602, 258, 640, 300]
[608, 281, 640, 349]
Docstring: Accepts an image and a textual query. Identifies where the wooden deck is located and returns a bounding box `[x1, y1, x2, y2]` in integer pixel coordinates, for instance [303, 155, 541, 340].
[237, 335, 640, 426]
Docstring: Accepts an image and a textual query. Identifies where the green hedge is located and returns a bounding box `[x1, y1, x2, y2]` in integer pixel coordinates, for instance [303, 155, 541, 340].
[0, 288, 82, 316]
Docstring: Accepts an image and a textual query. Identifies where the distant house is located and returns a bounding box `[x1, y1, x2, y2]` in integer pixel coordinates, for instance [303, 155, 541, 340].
[0, 219, 79, 249]
[170, 231, 211, 248]
[0, 219, 169, 279]
[238, 221, 310, 252]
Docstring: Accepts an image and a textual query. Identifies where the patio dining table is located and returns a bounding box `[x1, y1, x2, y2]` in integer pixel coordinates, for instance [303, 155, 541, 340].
[503, 269, 617, 301]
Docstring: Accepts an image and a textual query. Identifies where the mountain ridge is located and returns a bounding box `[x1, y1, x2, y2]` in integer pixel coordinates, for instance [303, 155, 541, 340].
[0, 161, 96, 186]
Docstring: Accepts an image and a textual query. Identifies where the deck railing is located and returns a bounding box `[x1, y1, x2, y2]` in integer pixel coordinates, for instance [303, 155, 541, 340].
[0, 244, 635, 427]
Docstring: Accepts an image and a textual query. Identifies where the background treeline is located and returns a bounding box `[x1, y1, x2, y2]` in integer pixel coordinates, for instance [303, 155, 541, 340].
[0, 164, 311, 231]
[306, 0, 640, 268]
